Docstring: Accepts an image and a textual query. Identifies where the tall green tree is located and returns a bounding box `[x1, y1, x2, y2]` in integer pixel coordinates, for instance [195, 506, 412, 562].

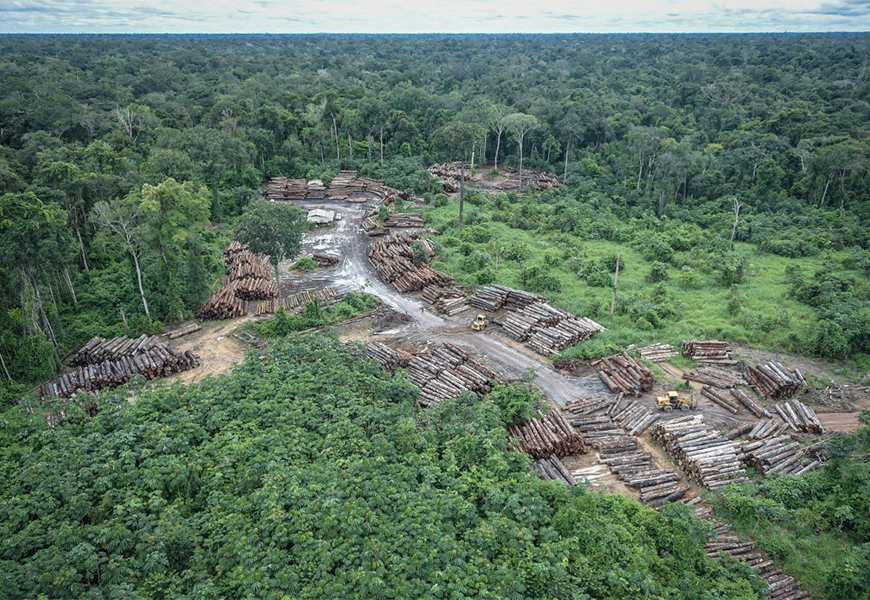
[233, 200, 306, 300]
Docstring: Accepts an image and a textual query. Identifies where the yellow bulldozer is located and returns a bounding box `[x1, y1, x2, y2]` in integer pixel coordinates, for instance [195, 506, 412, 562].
[471, 314, 488, 331]
[656, 390, 698, 412]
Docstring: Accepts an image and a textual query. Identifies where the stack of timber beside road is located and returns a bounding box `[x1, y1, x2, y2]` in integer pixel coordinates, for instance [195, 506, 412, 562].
[368, 231, 454, 293]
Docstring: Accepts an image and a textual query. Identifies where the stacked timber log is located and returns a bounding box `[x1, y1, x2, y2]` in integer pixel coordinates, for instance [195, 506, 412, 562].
[312, 253, 340, 267]
[368, 232, 453, 293]
[263, 177, 308, 201]
[747, 361, 806, 398]
[565, 396, 613, 417]
[427, 162, 464, 193]
[651, 416, 748, 490]
[262, 173, 401, 202]
[636, 344, 677, 362]
[255, 287, 344, 316]
[591, 353, 654, 397]
[534, 455, 577, 487]
[383, 212, 425, 228]
[165, 322, 202, 340]
[744, 419, 789, 440]
[69, 334, 161, 366]
[508, 411, 586, 459]
[725, 421, 758, 440]
[700, 386, 741, 414]
[39, 343, 199, 399]
[232, 276, 278, 301]
[681, 340, 734, 364]
[698, 508, 811, 600]
[366, 341, 414, 371]
[361, 216, 388, 235]
[731, 388, 767, 418]
[497, 300, 604, 355]
[570, 394, 658, 437]
[225, 249, 272, 281]
[612, 397, 660, 436]
[369, 342, 503, 407]
[739, 435, 826, 476]
[685, 366, 746, 388]
[436, 296, 471, 316]
[469, 284, 547, 312]
[583, 425, 687, 506]
[774, 399, 823, 434]
[197, 284, 248, 320]
[307, 179, 326, 199]
[489, 166, 562, 191]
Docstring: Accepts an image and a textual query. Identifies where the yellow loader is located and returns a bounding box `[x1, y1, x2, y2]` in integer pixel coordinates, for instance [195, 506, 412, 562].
[656, 391, 698, 412]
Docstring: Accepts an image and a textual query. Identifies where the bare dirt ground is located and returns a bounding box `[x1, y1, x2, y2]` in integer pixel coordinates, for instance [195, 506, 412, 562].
[170, 315, 254, 384]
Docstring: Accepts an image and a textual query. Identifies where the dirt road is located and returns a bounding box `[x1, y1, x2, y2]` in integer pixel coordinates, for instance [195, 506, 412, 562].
[285, 198, 609, 405]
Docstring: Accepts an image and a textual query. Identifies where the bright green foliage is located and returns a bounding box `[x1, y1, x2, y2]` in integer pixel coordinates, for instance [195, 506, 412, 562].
[255, 292, 377, 337]
[0, 334, 762, 599]
[292, 256, 318, 270]
[137, 178, 211, 253]
[234, 200, 307, 278]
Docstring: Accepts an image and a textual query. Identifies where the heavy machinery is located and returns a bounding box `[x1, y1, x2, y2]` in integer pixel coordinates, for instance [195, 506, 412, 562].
[471, 314, 488, 331]
[656, 390, 698, 412]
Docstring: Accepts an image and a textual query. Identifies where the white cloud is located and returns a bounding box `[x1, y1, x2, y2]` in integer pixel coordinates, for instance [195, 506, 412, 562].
[0, 0, 868, 32]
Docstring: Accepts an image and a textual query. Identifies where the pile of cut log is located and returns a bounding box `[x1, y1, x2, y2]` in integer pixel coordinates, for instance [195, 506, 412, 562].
[569, 394, 659, 437]
[592, 353, 654, 397]
[697, 507, 810, 600]
[700, 386, 741, 414]
[651, 416, 748, 490]
[69, 334, 161, 366]
[407, 343, 505, 407]
[164, 322, 201, 340]
[368, 232, 453, 293]
[774, 399, 823, 433]
[685, 365, 746, 388]
[489, 166, 562, 191]
[497, 300, 604, 355]
[366, 341, 414, 371]
[587, 431, 688, 506]
[508, 411, 586, 459]
[361, 217, 388, 236]
[611, 395, 660, 436]
[255, 287, 343, 316]
[747, 361, 806, 398]
[636, 344, 677, 362]
[312, 253, 340, 267]
[40, 342, 199, 399]
[731, 388, 766, 417]
[436, 296, 471, 316]
[469, 284, 547, 312]
[262, 173, 402, 202]
[367, 342, 503, 407]
[199, 243, 277, 319]
[681, 340, 734, 364]
[534, 455, 577, 487]
[739, 435, 825, 476]
[742, 419, 789, 440]
[427, 162, 465, 193]
[197, 285, 248, 320]
[383, 212, 425, 228]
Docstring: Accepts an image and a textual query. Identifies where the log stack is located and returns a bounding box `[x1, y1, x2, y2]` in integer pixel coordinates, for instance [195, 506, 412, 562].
[731, 388, 766, 418]
[698, 508, 811, 600]
[312, 253, 340, 267]
[685, 366, 746, 389]
[700, 386, 741, 414]
[681, 340, 734, 364]
[535, 455, 577, 487]
[69, 334, 161, 366]
[263, 177, 308, 201]
[747, 361, 806, 398]
[256, 287, 344, 316]
[232, 276, 278, 301]
[197, 284, 248, 320]
[469, 284, 548, 312]
[496, 299, 604, 355]
[591, 353, 654, 397]
[366, 341, 414, 371]
[327, 170, 366, 199]
[427, 162, 464, 193]
[774, 400, 823, 434]
[636, 344, 677, 362]
[262, 173, 400, 202]
[368, 342, 504, 407]
[651, 416, 748, 490]
[611, 397, 660, 436]
[489, 166, 563, 191]
[40, 343, 199, 399]
[509, 411, 586, 459]
[745, 419, 789, 441]
[383, 212, 425, 228]
[739, 435, 825, 476]
[368, 232, 453, 293]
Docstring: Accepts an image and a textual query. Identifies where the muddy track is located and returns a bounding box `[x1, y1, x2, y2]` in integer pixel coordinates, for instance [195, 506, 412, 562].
[292, 199, 610, 405]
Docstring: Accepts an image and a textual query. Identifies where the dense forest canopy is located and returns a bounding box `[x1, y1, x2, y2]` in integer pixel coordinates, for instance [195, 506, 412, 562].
[1, 33, 869, 393]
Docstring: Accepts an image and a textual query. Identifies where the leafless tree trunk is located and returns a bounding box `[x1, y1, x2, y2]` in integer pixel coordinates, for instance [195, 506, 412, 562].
[459, 157, 466, 230]
[332, 115, 340, 160]
[63, 267, 77, 305]
[23, 267, 60, 365]
[610, 255, 620, 316]
[564, 140, 571, 180]
[0, 348, 11, 381]
[494, 126, 504, 171]
[729, 197, 743, 250]
[380, 127, 384, 165]
[131, 251, 150, 317]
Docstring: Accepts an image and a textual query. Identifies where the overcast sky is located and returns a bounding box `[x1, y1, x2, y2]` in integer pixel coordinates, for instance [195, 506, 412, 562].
[1, 0, 869, 33]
